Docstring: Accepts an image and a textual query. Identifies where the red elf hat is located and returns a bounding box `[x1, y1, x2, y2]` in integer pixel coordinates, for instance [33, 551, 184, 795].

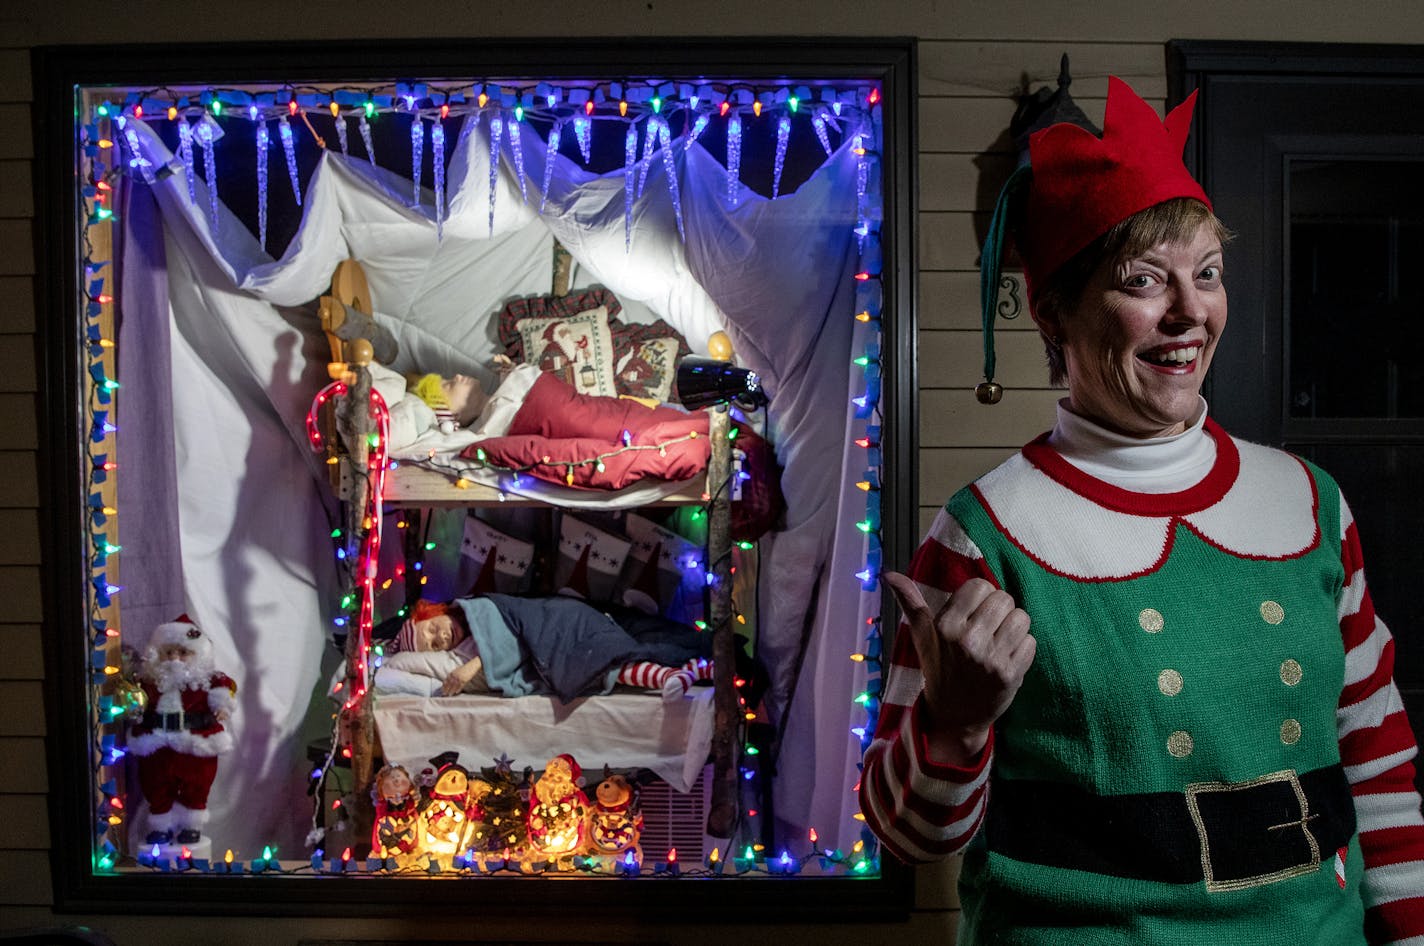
[1018, 76, 1211, 297]
[975, 71, 1210, 404]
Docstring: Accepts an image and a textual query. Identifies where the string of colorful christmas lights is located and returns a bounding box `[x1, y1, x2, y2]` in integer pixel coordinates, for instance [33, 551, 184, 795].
[82, 73, 888, 873]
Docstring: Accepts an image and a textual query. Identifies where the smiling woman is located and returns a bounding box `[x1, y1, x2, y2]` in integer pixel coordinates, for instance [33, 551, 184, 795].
[861, 76, 1424, 944]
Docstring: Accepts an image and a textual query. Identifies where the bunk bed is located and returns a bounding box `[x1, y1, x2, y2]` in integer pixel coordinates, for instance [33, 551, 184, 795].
[312, 258, 749, 857]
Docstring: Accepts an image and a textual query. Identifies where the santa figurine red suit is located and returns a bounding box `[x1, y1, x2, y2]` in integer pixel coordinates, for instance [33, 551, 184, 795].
[127, 615, 237, 847]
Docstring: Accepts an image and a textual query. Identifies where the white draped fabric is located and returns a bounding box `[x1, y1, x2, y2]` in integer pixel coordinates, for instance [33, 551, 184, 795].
[119, 112, 879, 854]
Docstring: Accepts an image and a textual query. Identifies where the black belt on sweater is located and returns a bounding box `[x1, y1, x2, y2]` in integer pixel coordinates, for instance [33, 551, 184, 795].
[984, 764, 1355, 890]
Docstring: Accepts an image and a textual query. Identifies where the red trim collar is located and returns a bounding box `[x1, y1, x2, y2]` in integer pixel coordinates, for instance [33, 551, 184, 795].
[1020, 417, 1240, 517]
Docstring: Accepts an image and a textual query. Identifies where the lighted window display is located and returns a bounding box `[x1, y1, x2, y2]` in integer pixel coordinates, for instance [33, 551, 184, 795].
[44, 43, 910, 911]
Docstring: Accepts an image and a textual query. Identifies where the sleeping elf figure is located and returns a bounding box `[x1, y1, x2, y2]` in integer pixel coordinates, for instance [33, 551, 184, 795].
[127, 615, 237, 849]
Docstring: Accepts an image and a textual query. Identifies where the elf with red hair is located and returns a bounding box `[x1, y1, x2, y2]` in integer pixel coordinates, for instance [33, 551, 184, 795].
[395, 597, 711, 701]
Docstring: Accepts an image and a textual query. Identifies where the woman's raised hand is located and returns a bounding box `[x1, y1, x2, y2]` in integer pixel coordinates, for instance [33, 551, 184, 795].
[882, 572, 1036, 764]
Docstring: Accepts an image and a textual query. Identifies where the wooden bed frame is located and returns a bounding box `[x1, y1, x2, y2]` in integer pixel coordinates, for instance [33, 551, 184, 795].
[316, 259, 745, 853]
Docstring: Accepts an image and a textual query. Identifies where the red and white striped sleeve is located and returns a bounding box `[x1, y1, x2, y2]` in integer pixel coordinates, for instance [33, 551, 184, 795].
[1335, 492, 1424, 944]
[859, 505, 1001, 864]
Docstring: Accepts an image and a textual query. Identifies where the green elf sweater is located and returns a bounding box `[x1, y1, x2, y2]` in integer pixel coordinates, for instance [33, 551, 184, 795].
[950, 421, 1364, 945]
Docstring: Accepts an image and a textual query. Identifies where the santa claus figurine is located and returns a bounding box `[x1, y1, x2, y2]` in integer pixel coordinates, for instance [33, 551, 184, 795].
[127, 615, 237, 847]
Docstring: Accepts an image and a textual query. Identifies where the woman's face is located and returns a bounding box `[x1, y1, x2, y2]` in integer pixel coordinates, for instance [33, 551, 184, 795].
[413, 614, 459, 652]
[1055, 222, 1227, 439]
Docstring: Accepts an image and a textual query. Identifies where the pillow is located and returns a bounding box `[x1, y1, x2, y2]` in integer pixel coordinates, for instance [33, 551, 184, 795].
[619, 513, 705, 625]
[610, 320, 690, 401]
[554, 516, 632, 602]
[373, 650, 460, 696]
[462, 430, 709, 491]
[515, 306, 619, 398]
[499, 288, 623, 363]
[614, 336, 680, 403]
[459, 515, 535, 595]
[382, 649, 464, 678]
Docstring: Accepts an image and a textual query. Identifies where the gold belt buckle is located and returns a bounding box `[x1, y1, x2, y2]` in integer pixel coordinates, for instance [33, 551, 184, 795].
[1184, 768, 1321, 893]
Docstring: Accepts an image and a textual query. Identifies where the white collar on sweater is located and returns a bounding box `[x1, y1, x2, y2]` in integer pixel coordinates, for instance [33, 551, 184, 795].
[1047, 397, 1215, 493]
[972, 406, 1321, 580]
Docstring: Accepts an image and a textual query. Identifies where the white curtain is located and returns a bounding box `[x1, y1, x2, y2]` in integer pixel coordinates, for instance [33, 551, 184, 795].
[120, 111, 878, 854]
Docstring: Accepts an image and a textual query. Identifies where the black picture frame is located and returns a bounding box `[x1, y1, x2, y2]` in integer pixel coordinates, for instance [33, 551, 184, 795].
[31, 37, 918, 918]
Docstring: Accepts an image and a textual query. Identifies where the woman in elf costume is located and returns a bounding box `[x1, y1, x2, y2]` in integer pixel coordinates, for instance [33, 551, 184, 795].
[860, 76, 1424, 943]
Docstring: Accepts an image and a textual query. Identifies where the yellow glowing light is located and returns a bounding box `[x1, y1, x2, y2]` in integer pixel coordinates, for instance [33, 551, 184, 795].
[853, 812, 867, 822]
[167, 106, 178, 121]
[330, 101, 340, 117]
[850, 653, 866, 662]
[478, 92, 489, 108]
[853, 839, 865, 853]
[753, 101, 762, 117]
[709, 846, 720, 863]
[856, 311, 872, 323]
[224, 849, 234, 864]
[619, 100, 628, 117]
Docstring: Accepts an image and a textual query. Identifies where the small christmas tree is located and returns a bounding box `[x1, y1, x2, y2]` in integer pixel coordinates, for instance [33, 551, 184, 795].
[466, 754, 530, 860]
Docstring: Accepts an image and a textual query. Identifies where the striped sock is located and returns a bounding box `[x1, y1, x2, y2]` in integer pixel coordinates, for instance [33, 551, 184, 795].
[616, 661, 695, 701]
[681, 657, 714, 681]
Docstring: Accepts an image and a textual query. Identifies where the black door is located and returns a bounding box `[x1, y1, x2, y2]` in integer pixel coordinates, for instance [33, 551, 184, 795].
[1171, 42, 1424, 791]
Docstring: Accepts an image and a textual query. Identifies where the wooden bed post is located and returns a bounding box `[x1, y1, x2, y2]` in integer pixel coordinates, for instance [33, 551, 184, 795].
[334, 362, 377, 851]
[706, 404, 740, 839]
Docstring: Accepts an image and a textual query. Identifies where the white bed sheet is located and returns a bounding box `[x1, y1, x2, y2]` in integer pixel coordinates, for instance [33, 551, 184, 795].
[373, 687, 714, 794]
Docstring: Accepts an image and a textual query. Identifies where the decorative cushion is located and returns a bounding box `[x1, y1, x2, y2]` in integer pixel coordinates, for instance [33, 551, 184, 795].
[614, 336, 680, 403]
[498, 288, 690, 402]
[515, 306, 619, 398]
[499, 288, 622, 363]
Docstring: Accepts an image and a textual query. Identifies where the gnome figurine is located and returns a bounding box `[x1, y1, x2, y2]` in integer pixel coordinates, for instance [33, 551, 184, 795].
[128, 615, 237, 848]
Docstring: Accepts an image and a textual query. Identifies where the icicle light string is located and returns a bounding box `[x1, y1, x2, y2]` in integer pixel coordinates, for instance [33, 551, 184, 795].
[103, 80, 873, 183]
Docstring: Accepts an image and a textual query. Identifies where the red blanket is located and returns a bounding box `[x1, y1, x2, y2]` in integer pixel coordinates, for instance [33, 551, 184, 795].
[461, 373, 709, 490]
[460, 374, 783, 539]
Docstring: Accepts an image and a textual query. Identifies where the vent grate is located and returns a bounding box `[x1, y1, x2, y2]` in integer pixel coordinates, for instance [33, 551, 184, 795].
[636, 766, 709, 861]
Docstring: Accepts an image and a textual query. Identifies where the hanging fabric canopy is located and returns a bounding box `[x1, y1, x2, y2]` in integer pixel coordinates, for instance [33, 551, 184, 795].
[112, 100, 880, 854]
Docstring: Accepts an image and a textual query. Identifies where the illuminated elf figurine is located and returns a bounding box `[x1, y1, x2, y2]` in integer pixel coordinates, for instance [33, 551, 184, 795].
[585, 766, 643, 866]
[526, 753, 590, 867]
[127, 615, 237, 849]
[416, 752, 484, 863]
[369, 763, 420, 867]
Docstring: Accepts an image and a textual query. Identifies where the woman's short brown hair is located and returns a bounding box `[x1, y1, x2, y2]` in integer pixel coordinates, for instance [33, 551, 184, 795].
[1030, 198, 1232, 386]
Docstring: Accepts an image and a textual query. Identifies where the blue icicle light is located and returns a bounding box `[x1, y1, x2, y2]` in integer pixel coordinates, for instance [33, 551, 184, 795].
[196, 119, 220, 228]
[623, 123, 638, 250]
[726, 113, 743, 207]
[488, 112, 505, 235]
[657, 118, 684, 241]
[358, 114, 376, 167]
[432, 121, 445, 239]
[540, 122, 562, 214]
[773, 113, 791, 199]
[177, 119, 197, 207]
[410, 117, 424, 208]
[256, 121, 269, 248]
[278, 116, 301, 207]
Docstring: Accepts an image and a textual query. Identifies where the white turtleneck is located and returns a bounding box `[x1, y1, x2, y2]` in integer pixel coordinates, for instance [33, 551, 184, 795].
[1045, 396, 1216, 494]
